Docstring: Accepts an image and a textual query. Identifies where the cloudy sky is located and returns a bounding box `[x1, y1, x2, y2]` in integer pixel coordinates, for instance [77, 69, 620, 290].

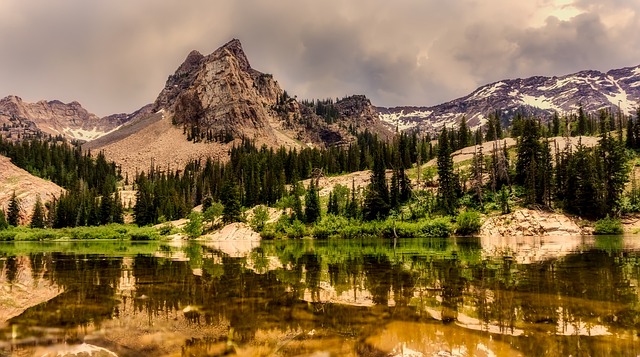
[1, 0, 639, 116]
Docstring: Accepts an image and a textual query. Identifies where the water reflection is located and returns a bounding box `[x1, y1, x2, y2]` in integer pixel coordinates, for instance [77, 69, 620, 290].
[0, 236, 639, 356]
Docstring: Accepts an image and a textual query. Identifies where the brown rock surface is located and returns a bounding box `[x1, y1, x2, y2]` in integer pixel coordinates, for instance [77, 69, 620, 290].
[480, 208, 589, 237]
[0, 95, 126, 141]
[0, 155, 64, 224]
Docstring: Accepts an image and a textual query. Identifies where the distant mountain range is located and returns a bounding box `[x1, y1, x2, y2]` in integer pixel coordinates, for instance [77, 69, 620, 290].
[377, 65, 640, 133]
[2, 38, 639, 153]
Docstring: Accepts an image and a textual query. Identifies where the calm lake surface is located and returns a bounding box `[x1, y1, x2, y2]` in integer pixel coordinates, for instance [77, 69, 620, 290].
[1, 236, 640, 356]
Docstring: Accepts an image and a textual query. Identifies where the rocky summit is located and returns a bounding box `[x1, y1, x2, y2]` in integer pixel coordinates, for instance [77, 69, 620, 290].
[0, 95, 126, 141]
[83, 39, 391, 175]
[378, 65, 640, 134]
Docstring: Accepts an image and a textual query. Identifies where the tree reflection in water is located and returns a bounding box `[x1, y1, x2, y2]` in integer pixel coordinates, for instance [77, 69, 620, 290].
[1, 237, 640, 356]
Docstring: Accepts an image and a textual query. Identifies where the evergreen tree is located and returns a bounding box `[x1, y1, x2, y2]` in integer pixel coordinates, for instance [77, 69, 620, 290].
[7, 191, 20, 226]
[598, 130, 629, 215]
[304, 180, 321, 223]
[552, 112, 561, 136]
[457, 116, 471, 149]
[363, 149, 390, 220]
[470, 145, 484, 207]
[345, 179, 360, 219]
[437, 127, 459, 215]
[576, 104, 588, 136]
[0, 209, 8, 230]
[221, 181, 242, 223]
[30, 195, 45, 228]
[515, 118, 545, 205]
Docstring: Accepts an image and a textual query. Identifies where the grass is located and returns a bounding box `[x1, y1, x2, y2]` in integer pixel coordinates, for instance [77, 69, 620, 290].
[0, 224, 162, 241]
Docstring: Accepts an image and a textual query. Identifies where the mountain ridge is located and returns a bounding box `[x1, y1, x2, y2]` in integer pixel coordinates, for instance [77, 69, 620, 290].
[377, 64, 640, 133]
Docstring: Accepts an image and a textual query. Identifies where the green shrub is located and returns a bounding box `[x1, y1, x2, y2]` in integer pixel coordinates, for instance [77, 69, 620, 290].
[594, 216, 623, 235]
[285, 219, 307, 239]
[158, 222, 177, 236]
[455, 210, 482, 236]
[128, 227, 160, 240]
[183, 212, 204, 238]
[313, 214, 349, 239]
[259, 227, 279, 240]
[0, 230, 18, 241]
[420, 218, 452, 237]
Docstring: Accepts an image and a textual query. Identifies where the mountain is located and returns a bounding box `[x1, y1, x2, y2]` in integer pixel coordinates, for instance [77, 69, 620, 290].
[0, 95, 127, 141]
[378, 65, 640, 133]
[87, 39, 391, 175]
[0, 155, 63, 225]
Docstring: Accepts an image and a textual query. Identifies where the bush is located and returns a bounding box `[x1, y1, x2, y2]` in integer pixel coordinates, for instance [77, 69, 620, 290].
[420, 218, 452, 237]
[455, 210, 482, 236]
[285, 219, 307, 239]
[183, 212, 204, 238]
[128, 226, 160, 240]
[259, 227, 279, 240]
[0, 230, 18, 241]
[313, 214, 350, 239]
[594, 216, 623, 235]
[66, 226, 125, 240]
[158, 222, 177, 236]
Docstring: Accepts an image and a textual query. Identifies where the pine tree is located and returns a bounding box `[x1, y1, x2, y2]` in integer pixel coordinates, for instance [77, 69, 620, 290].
[346, 179, 360, 219]
[30, 195, 45, 228]
[221, 181, 242, 223]
[363, 149, 390, 220]
[7, 191, 20, 226]
[305, 180, 321, 223]
[437, 127, 459, 215]
[0, 209, 8, 230]
[458, 116, 471, 149]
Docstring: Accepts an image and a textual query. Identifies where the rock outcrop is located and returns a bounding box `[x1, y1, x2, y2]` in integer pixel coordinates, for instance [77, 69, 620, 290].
[0, 95, 126, 141]
[87, 39, 393, 175]
[480, 208, 590, 237]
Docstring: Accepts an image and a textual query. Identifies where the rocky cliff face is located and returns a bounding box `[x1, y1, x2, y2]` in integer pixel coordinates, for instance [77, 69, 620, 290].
[151, 39, 391, 146]
[0, 95, 125, 141]
[378, 65, 640, 134]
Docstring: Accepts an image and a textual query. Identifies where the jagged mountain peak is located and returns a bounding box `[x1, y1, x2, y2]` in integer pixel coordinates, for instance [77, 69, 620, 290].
[211, 38, 253, 72]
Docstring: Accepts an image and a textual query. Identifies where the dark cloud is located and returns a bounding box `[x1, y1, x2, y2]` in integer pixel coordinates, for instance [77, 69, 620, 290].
[0, 1, 638, 116]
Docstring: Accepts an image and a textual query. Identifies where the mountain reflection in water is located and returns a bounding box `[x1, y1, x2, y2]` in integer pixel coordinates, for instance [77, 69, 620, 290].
[0, 236, 639, 356]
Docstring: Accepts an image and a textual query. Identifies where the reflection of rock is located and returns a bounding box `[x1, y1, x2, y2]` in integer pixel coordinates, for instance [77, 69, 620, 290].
[480, 235, 590, 264]
[480, 209, 590, 237]
[38, 343, 118, 357]
[0, 256, 61, 327]
[364, 321, 523, 357]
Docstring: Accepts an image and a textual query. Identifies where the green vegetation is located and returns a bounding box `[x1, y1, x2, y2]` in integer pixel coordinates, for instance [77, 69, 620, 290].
[0, 224, 160, 241]
[455, 210, 482, 235]
[593, 216, 624, 235]
[4, 104, 640, 240]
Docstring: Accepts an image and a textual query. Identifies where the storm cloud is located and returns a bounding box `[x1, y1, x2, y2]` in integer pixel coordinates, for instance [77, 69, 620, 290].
[1, 0, 639, 116]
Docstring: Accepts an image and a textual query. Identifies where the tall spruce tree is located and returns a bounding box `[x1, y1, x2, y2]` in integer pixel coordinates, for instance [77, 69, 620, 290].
[363, 149, 390, 220]
[0, 209, 8, 230]
[30, 195, 45, 228]
[7, 191, 20, 226]
[437, 127, 459, 215]
[305, 180, 321, 223]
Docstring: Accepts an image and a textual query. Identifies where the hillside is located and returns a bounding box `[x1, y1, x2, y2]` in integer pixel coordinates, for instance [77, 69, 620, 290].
[378, 65, 640, 133]
[86, 39, 392, 175]
[0, 155, 63, 224]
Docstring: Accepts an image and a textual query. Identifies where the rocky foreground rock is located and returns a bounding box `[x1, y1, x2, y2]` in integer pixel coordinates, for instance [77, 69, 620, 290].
[480, 208, 590, 237]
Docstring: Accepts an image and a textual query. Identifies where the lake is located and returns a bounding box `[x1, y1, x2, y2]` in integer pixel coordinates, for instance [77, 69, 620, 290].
[1, 235, 640, 356]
